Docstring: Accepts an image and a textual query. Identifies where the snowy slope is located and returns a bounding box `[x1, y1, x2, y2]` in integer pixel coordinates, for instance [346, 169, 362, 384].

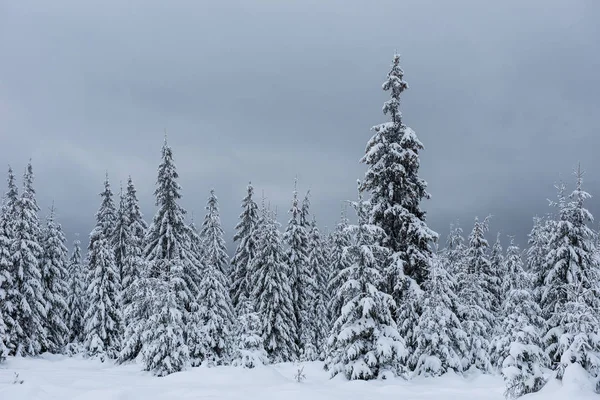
[0, 355, 594, 400]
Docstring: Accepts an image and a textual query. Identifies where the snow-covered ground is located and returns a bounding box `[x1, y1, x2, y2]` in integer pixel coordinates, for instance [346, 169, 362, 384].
[0, 355, 595, 400]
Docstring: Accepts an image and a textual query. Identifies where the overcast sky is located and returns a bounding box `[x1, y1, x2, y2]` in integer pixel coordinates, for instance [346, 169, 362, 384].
[1, 0, 599, 251]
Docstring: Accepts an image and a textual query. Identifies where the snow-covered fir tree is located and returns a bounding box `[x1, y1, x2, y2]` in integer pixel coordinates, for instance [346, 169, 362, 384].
[197, 189, 235, 366]
[232, 294, 269, 368]
[113, 185, 129, 286]
[66, 235, 86, 344]
[145, 138, 200, 310]
[142, 138, 200, 374]
[200, 189, 229, 280]
[325, 182, 407, 380]
[544, 167, 600, 380]
[0, 167, 18, 359]
[527, 216, 551, 310]
[492, 238, 547, 398]
[40, 205, 69, 353]
[9, 162, 47, 356]
[282, 179, 310, 356]
[443, 222, 466, 277]
[411, 254, 467, 377]
[83, 175, 122, 360]
[119, 176, 149, 363]
[458, 216, 494, 372]
[230, 183, 260, 310]
[326, 206, 351, 329]
[252, 207, 298, 363]
[489, 233, 505, 317]
[141, 264, 189, 377]
[303, 215, 329, 361]
[121, 176, 147, 303]
[360, 54, 437, 292]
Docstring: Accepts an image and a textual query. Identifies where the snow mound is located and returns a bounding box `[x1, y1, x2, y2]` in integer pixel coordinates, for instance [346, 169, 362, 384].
[527, 364, 598, 400]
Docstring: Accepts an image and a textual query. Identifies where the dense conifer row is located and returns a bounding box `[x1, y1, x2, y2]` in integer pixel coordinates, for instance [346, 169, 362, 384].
[0, 55, 597, 399]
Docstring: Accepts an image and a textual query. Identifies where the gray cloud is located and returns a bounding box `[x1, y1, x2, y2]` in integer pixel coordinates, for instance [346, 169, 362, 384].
[1, 0, 599, 251]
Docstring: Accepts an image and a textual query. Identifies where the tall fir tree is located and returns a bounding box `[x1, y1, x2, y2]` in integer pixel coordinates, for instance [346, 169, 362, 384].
[9, 162, 47, 356]
[198, 189, 235, 365]
[121, 176, 147, 300]
[113, 185, 129, 286]
[282, 180, 310, 356]
[489, 232, 505, 317]
[230, 183, 260, 310]
[84, 175, 122, 360]
[141, 138, 198, 374]
[492, 238, 547, 398]
[326, 206, 351, 329]
[144, 138, 200, 312]
[200, 190, 229, 279]
[325, 182, 407, 380]
[66, 235, 86, 344]
[303, 215, 329, 361]
[411, 255, 468, 377]
[0, 166, 18, 358]
[119, 176, 149, 363]
[40, 205, 69, 353]
[252, 207, 298, 363]
[458, 216, 494, 372]
[360, 54, 437, 292]
[543, 167, 600, 380]
[527, 215, 552, 311]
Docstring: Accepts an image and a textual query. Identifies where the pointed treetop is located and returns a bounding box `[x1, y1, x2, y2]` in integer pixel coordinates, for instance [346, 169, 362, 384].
[382, 53, 409, 124]
[48, 200, 56, 219]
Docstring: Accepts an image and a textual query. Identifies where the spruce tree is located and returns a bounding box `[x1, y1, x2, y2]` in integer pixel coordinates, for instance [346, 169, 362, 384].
[544, 167, 600, 380]
[324, 183, 407, 380]
[40, 205, 69, 353]
[200, 190, 230, 279]
[0, 223, 9, 362]
[326, 206, 351, 328]
[0, 167, 18, 358]
[66, 236, 86, 344]
[144, 138, 199, 312]
[252, 208, 298, 363]
[232, 295, 269, 368]
[9, 162, 47, 356]
[444, 222, 466, 277]
[113, 186, 129, 286]
[360, 54, 437, 290]
[121, 176, 147, 301]
[303, 216, 329, 361]
[282, 180, 310, 356]
[83, 175, 122, 360]
[458, 216, 494, 372]
[141, 138, 198, 374]
[198, 189, 235, 365]
[230, 183, 260, 310]
[411, 255, 467, 377]
[489, 232, 505, 317]
[491, 239, 547, 398]
[119, 176, 149, 363]
[527, 216, 551, 310]
[141, 266, 189, 377]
